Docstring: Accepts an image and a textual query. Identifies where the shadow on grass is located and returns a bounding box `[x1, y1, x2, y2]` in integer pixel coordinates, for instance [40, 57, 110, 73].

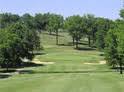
[19, 70, 115, 74]
[75, 47, 96, 51]
[33, 51, 46, 55]
[78, 42, 89, 45]
[0, 70, 14, 79]
[111, 67, 124, 70]
[0, 70, 16, 73]
[0, 70, 115, 79]
[43, 32, 64, 37]
[0, 74, 12, 79]
[58, 43, 73, 46]
[17, 70, 35, 74]
[0, 62, 45, 79]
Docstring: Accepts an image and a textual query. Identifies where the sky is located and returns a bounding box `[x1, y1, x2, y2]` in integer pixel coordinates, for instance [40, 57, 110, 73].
[0, 0, 123, 19]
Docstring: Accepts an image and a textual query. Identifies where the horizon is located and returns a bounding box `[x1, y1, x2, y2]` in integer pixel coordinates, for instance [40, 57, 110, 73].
[0, 0, 123, 19]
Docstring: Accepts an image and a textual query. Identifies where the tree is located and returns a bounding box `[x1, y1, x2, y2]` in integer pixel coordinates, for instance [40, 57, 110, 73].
[34, 13, 50, 32]
[0, 29, 20, 70]
[105, 29, 118, 68]
[83, 14, 96, 47]
[95, 18, 115, 49]
[21, 13, 35, 29]
[120, 9, 124, 19]
[64, 15, 85, 49]
[21, 14, 41, 51]
[116, 28, 124, 74]
[0, 13, 20, 28]
[47, 14, 63, 45]
[96, 30, 106, 50]
[104, 9, 124, 74]
[105, 28, 124, 74]
[8, 22, 35, 59]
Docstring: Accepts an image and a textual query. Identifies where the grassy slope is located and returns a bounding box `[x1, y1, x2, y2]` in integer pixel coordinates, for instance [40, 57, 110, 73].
[0, 32, 124, 92]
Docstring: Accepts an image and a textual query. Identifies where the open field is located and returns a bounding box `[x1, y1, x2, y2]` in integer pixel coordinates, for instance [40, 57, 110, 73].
[0, 32, 124, 92]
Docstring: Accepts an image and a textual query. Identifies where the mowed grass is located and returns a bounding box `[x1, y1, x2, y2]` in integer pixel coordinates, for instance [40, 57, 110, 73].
[0, 32, 124, 92]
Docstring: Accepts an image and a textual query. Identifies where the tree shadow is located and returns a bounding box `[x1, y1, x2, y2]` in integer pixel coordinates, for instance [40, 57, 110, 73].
[0, 69, 116, 79]
[111, 67, 124, 70]
[0, 62, 45, 79]
[76, 47, 96, 51]
[0, 69, 16, 73]
[78, 42, 89, 45]
[22, 70, 114, 74]
[99, 53, 105, 56]
[0, 69, 14, 79]
[58, 43, 73, 46]
[17, 70, 35, 74]
[33, 51, 46, 55]
[0, 74, 12, 79]
[43, 32, 64, 37]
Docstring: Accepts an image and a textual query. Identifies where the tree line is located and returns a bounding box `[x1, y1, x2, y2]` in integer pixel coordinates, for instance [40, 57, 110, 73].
[0, 9, 124, 73]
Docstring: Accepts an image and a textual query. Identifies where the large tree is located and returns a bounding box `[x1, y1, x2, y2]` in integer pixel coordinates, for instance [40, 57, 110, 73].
[105, 27, 124, 74]
[34, 13, 50, 32]
[83, 14, 96, 47]
[0, 13, 20, 28]
[120, 9, 124, 19]
[0, 21, 41, 69]
[0, 29, 20, 70]
[95, 18, 115, 50]
[9, 22, 40, 58]
[64, 15, 85, 49]
[47, 14, 63, 45]
[21, 13, 35, 29]
[105, 29, 118, 68]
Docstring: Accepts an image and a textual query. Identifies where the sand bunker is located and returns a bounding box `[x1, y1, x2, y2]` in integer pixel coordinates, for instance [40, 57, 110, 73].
[84, 61, 106, 65]
[32, 59, 55, 65]
[99, 61, 106, 64]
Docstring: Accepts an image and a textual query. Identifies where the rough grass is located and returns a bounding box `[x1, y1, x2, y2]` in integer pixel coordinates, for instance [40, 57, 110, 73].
[0, 32, 124, 92]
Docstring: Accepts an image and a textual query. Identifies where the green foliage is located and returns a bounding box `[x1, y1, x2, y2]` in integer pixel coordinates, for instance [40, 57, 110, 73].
[64, 15, 85, 48]
[83, 14, 96, 46]
[34, 13, 50, 31]
[21, 13, 35, 29]
[95, 18, 115, 49]
[96, 30, 106, 50]
[0, 29, 20, 70]
[105, 27, 124, 74]
[105, 29, 118, 67]
[0, 22, 41, 69]
[120, 9, 124, 19]
[46, 14, 63, 45]
[0, 13, 20, 28]
[9, 22, 40, 55]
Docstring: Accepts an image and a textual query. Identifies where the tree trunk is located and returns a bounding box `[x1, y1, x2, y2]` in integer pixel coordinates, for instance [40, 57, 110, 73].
[56, 30, 58, 45]
[72, 37, 75, 46]
[92, 32, 95, 44]
[119, 61, 123, 74]
[49, 30, 52, 35]
[88, 35, 91, 47]
[75, 37, 78, 49]
[6, 61, 9, 72]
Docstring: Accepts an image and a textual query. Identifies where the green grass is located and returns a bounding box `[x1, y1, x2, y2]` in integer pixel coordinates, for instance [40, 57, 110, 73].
[0, 73, 124, 92]
[0, 32, 124, 92]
